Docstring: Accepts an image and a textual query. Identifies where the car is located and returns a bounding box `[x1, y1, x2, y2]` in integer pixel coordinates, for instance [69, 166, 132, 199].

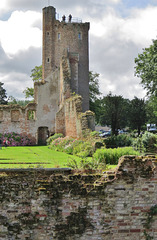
[99, 130, 111, 138]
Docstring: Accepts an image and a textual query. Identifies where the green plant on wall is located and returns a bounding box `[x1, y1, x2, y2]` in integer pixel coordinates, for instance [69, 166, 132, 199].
[144, 205, 157, 240]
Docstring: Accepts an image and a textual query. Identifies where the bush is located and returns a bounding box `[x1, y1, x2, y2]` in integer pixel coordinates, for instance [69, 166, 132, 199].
[46, 133, 64, 145]
[47, 132, 105, 158]
[49, 136, 78, 154]
[93, 147, 140, 165]
[104, 134, 133, 148]
[0, 132, 35, 146]
[67, 157, 100, 170]
[132, 132, 157, 153]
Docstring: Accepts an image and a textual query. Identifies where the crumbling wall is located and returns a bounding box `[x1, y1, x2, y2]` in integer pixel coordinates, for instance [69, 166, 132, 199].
[0, 103, 37, 141]
[35, 69, 60, 135]
[0, 156, 156, 239]
[56, 95, 95, 138]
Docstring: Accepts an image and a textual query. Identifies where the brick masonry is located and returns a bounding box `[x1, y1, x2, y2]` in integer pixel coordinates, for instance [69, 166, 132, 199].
[0, 155, 156, 239]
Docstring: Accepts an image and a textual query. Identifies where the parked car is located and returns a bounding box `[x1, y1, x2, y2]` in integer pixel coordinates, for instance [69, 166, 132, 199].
[99, 130, 111, 138]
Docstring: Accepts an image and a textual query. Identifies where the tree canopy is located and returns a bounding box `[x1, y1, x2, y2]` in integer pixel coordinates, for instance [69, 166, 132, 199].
[135, 39, 157, 97]
[23, 87, 34, 99]
[0, 82, 8, 105]
[129, 97, 147, 135]
[100, 93, 129, 135]
[30, 65, 42, 82]
[89, 71, 102, 123]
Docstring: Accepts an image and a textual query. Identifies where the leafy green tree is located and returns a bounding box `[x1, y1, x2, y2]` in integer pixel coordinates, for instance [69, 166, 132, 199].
[145, 96, 157, 125]
[23, 87, 34, 99]
[8, 96, 30, 106]
[30, 65, 42, 82]
[129, 97, 147, 135]
[0, 82, 8, 104]
[135, 39, 157, 97]
[100, 93, 130, 135]
[89, 71, 102, 123]
[23, 65, 42, 99]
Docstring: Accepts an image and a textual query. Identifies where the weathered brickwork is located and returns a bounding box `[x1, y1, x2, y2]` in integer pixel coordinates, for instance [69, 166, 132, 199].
[42, 6, 90, 112]
[56, 95, 95, 138]
[0, 104, 37, 142]
[0, 5, 94, 143]
[0, 156, 156, 239]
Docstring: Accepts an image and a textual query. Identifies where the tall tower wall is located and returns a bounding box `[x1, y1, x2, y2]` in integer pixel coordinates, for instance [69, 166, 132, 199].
[42, 6, 90, 111]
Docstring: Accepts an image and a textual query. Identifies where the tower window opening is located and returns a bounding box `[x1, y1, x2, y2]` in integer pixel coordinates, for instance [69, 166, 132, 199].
[58, 33, 61, 40]
[47, 31, 50, 36]
[78, 32, 82, 40]
[47, 58, 50, 63]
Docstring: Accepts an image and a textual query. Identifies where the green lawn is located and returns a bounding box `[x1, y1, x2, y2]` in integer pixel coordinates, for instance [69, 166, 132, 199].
[0, 146, 82, 168]
[0, 146, 117, 170]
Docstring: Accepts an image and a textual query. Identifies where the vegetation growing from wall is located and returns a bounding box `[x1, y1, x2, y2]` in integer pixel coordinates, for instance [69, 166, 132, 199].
[144, 205, 157, 240]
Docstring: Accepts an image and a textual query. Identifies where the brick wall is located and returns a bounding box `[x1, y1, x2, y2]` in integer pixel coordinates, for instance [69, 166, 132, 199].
[56, 95, 95, 138]
[0, 156, 156, 239]
[0, 103, 37, 142]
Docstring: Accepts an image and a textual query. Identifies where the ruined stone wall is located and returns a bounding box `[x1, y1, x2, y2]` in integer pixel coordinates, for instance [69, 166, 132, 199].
[35, 69, 60, 135]
[0, 103, 37, 141]
[0, 156, 156, 239]
[56, 95, 95, 138]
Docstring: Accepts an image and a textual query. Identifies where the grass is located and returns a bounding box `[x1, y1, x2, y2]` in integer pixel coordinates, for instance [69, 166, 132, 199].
[0, 146, 118, 170]
[0, 146, 83, 169]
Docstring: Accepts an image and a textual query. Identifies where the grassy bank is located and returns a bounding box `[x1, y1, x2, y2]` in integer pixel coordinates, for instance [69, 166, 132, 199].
[0, 146, 82, 168]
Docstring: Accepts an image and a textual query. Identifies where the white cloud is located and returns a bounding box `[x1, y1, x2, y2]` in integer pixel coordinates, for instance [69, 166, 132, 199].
[0, 10, 42, 56]
[0, 72, 33, 99]
[0, 0, 8, 14]
[89, 5, 157, 98]
[121, 6, 157, 46]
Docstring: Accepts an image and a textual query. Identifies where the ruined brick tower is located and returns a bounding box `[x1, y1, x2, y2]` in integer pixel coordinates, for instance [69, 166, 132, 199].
[0, 5, 94, 145]
[42, 6, 90, 112]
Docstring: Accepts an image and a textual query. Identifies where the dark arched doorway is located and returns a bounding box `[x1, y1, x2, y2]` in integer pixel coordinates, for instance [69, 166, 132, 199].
[38, 127, 49, 145]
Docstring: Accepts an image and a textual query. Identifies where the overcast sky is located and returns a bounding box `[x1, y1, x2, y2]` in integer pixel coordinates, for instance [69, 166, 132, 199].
[0, 0, 157, 100]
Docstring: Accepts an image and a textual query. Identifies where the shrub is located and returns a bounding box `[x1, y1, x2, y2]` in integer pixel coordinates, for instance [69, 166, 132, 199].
[72, 140, 95, 157]
[90, 131, 99, 138]
[46, 133, 64, 145]
[104, 134, 133, 148]
[132, 132, 157, 153]
[0, 132, 35, 146]
[93, 147, 140, 165]
[67, 157, 101, 170]
[49, 136, 76, 154]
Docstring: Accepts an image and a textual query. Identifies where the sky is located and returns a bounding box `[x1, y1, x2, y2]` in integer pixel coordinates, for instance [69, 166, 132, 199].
[1, 0, 157, 100]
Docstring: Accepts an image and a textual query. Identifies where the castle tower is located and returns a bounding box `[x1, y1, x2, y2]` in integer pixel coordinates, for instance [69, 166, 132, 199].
[42, 6, 90, 111]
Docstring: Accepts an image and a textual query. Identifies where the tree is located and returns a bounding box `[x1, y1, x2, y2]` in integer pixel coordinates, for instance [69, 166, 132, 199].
[23, 87, 34, 99]
[129, 97, 147, 135]
[135, 39, 157, 97]
[8, 96, 30, 106]
[23, 65, 42, 99]
[145, 96, 157, 125]
[30, 65, 42, 82]
[0, 82, 8, 104]
[89, 71, 102, 123]
[100, 93, 130, 135]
